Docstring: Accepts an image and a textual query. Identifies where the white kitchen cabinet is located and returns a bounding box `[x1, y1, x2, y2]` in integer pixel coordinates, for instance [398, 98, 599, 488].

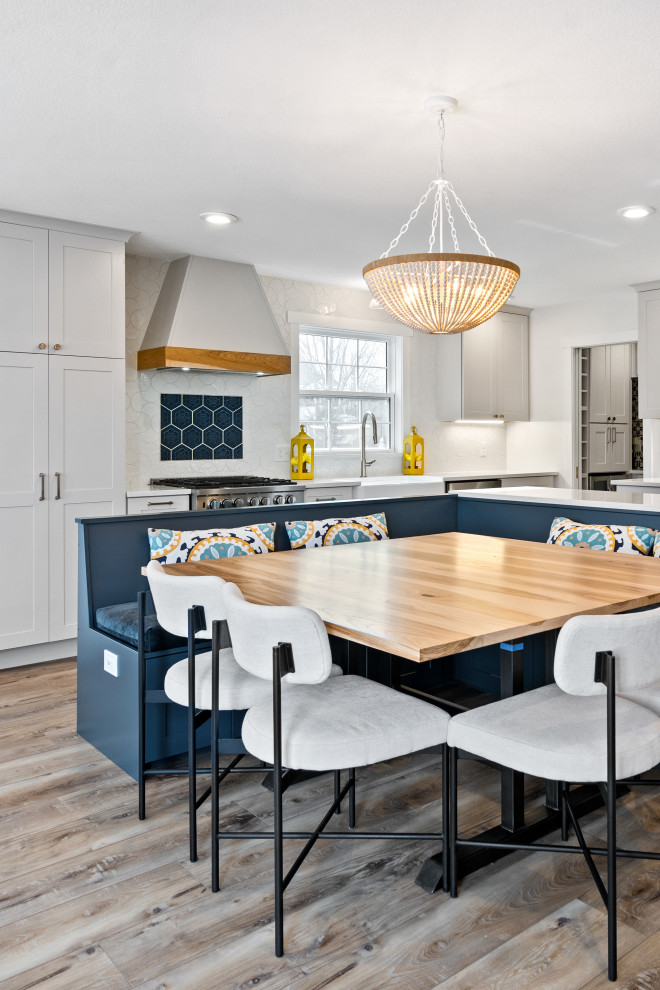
[49, 231, 125, 358]
[438, 310, 529, 421]
[588, 344, 631, 424]
[0, 353, 50, 649]
[48, 357, 125, 641]
[0, 213, 128, 653]
[304, 485, 356, 503]
[0, 222, 48, 353]
[636, 285, 660, 419]
[127, 493, 190, 514]
[0, 354, 125, 648]
[588, 423, 630, 474]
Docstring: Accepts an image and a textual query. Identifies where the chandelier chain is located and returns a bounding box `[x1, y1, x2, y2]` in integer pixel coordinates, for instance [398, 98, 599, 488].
[443, 183, 460, 252]
[445, 181, 494, 257]
[381, 181, 436, 258]
[429, 183, 442, 251]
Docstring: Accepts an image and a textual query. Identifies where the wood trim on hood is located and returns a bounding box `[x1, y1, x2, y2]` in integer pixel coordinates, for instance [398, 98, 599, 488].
[137, 346, 291, 375]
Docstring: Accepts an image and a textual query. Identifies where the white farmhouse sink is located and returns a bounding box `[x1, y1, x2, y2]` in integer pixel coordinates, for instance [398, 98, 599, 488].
[354, 475, 447, 498]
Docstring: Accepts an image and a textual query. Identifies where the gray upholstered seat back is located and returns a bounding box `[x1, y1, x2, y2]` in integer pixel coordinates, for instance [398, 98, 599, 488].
[223, 582, 333, 684]
[554, 606, 660, 696]
[145, 560, 227, 639]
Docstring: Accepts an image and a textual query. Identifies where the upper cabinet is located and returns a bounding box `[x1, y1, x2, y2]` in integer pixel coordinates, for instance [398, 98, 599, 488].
[0, 222, 48, 352]
[49, 232, 125, 358]
[437, 310, 529, 421]
[0, 218, 128, 359]
[588, 344, 631, 423]
[636, 284, 660, 419]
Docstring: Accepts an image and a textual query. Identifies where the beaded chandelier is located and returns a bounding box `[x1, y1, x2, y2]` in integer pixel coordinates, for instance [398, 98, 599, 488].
[363, 96, 520, 335]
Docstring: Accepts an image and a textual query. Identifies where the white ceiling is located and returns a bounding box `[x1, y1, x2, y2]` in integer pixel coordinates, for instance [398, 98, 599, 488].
[3, 0, 660, 307]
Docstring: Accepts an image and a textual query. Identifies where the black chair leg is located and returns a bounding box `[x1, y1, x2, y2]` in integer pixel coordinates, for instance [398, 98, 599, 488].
[560, 781, 569, 842]
[273, 645, 286, 957]
[187, 611, 198, 863]
[449, 745, 458, 899]
[211, 621, 220, 893]
[442, 744, 449, 894]
[334, 770, 341, 814]
[348, 768, 356, 829]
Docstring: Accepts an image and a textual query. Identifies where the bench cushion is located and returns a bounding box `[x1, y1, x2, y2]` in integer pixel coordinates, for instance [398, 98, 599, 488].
[148, 523, 275, 563]
[285, 512, 389, 550]
[96, 603, 183, 652]
[547, 515, 656, 555]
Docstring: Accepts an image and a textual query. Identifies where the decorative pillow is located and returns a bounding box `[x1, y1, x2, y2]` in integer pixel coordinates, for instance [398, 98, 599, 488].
[547, 516, 656, 555]
[148, 523, 275, 563]
[285, 512, 389, 550]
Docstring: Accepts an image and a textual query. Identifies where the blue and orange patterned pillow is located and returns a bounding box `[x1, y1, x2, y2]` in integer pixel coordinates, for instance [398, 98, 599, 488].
[148, 524, 275, 563]
[285, 513, 389, 550]
[547, 516, 656, 555]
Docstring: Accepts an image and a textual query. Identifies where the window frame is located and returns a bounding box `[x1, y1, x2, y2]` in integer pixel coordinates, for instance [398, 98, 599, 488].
[298, 326, 395, 452]
[288, 311, 410, 458]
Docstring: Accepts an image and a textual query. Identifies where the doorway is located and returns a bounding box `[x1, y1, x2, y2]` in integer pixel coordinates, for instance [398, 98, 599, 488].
[573, 343, 640, 490]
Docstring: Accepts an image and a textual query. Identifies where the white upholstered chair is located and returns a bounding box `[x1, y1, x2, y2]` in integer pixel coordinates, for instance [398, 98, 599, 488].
[143, 560, 279, 861]
[447, 607, 660, 983]
[213, 582, 452, 957]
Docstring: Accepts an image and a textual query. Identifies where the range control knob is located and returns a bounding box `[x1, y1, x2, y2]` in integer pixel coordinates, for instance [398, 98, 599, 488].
[221, 498, 234, 509]
[207, 499, 221, 510]
[248, 496, 259, 506]
[233, 497, 245, 507]
[285, 494, 295, 504]
[273, 494, 285, 505]
[260, 496, 270, 505]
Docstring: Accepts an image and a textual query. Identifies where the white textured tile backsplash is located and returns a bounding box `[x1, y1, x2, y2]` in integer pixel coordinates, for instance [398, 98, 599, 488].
[125, 255, 506, 489]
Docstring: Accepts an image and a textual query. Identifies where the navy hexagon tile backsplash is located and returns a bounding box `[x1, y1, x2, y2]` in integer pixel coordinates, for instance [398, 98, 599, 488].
[160, 394, 243, 460]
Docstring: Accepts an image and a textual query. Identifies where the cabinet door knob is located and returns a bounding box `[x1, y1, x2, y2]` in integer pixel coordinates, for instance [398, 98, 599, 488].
[53, 343, 62, 351]
[612, 416, 616, 421]
[607, 416, 611, 421]
[38, 342, 47, 350]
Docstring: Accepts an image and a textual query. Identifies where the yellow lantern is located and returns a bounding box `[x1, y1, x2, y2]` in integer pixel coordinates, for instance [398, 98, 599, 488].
[290, 424, 314, 481]
[403, 426, 424, 475]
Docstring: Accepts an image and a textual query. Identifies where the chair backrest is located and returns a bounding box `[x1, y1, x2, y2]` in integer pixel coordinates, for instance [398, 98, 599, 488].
[145, 560, 227, 639]
[223, 582, 333, 684]
[554, 606, 660, 696]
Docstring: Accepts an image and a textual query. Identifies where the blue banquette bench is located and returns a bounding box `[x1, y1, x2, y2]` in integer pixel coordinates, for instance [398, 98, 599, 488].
[77, 492, 660, 778]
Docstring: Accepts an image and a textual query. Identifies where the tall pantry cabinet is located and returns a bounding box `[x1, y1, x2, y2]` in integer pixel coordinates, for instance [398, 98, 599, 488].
[0, 214, 130, 653]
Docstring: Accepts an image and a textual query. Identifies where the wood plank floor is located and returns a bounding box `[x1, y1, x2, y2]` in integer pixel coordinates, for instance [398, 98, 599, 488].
[1, 658, 659, 989]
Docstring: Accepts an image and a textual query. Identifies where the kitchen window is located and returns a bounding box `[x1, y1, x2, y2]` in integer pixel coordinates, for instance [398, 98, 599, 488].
[298, 327, 395, 451]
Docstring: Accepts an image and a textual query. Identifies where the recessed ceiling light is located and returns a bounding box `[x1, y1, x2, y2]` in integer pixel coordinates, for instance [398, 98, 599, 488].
[200, 212, 238, 225]
[617, 205, 655, 219]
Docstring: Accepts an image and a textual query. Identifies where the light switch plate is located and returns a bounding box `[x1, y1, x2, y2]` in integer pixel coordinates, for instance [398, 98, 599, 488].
[103, 650, 118, 677]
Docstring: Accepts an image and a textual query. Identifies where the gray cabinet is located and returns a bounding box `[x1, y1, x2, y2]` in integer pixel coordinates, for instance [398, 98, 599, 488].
[438, 310, 529, 421]
[588, 344, 631, 424]
[588, 423, 630, 474]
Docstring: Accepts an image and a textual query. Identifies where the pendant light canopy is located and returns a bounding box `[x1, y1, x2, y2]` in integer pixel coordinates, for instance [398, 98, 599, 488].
[363, 97, 520, 335]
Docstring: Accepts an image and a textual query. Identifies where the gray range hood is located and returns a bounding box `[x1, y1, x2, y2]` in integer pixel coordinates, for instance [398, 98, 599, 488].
[137, 256, 291, 375]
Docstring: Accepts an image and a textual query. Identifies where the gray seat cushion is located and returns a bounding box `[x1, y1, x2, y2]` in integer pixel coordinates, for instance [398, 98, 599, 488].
[164, 652, 344, 711]
[242, 674, 450, 771]
[96, 603, 183, 652]
[447, 683, 660, 782]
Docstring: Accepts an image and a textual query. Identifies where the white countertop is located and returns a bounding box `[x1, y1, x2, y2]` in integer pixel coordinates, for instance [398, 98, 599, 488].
[611, 478, 660, 488]
[456, 486, 660, 513]
[304, 470, 557, 488]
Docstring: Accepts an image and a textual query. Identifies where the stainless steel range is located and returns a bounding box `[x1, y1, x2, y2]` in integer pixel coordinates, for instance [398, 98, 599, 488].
[150, 476, 306, 510]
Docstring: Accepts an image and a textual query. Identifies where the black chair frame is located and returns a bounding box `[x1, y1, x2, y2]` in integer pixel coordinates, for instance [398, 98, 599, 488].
[448, 650, 660, 983]
[209, 625, 449, 957]
[137, 592, 258, 861]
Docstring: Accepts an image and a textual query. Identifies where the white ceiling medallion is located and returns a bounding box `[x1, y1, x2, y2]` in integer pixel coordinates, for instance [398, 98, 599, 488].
[363, 95, 519, 335]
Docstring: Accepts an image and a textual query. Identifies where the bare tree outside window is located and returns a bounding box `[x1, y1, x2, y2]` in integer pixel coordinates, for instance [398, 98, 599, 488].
[299, 328, 393, 451]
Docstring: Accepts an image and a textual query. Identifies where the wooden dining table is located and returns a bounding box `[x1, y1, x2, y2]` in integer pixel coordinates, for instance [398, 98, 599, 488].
[163, 530, 660, 889]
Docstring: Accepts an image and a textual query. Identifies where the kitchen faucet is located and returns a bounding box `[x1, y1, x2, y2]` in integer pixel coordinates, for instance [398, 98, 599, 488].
[360, 412, 378, 478]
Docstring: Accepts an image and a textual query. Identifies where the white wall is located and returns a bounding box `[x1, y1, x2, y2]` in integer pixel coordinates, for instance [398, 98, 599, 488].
[507, 291, 637, 486]
[125, 256, 507, 488]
